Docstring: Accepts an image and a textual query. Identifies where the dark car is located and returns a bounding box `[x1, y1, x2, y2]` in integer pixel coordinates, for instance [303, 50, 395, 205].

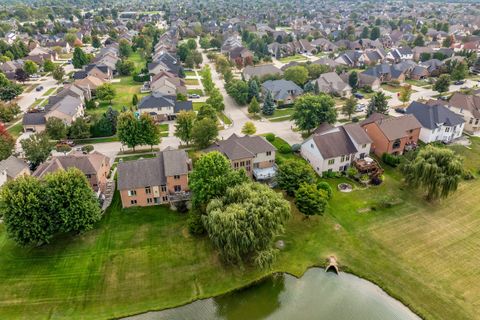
[454, 80, 465, 85]
[353, 92, 364, 99]
[395, 107, 406, 114]
[35, 86, 44, 92]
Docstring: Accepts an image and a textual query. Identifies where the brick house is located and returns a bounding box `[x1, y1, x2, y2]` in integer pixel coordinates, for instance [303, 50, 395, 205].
[360, 113, 421, 156]
[117, 148, 192, 208]
[33, 151, 110, 194]
[204, 134, 277, 181]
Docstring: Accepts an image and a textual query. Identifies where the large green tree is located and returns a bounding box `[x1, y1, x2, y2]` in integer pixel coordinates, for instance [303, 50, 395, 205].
[433, 74, 450, 94]
[295, 183, 328, 215]
[45, 117, 67, 140]
[192, 118, 218, 148]
[117, 111, 141, 151]
[72, 47, 88, 68]
[401, 146, 463, 200]
[262, 90, 276, 116]
[206, 88, 224, 111]
[52, 65, 65, 83]
[174, 110, 196, 145]
[139, 113, 161, 150]
[284, 66, 309, 86]
[68, 117, 90, 139]
[23, 60, 38, 75]
[292, 94, 337, 134]
[204, 182, 291, 268]
[0, 124, 14, 160]
[367, 92, 389, 116]
[96, 83, 116, 104]
[277, 159, 317, 196]
[342, 96, 357, 120]
[226, 80, 249, 105]
[189, 151, 248, 208]
[20, 132, 54, 169]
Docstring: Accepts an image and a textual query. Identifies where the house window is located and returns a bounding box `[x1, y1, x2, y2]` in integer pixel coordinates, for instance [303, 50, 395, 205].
[311, 143, 314, 148]
[162, 196, 168, 202]
[174, 175, 180, 180]
[128, 190, 137, 196]
[234, 162, 239, 168]
[174, 185, 182, 192]
[147, 198, 153, 204]
[345, 154, 350, 161]
[392, 139, 401, 149]
[130, 200, 137, 205]
[240, 161, 245, 167]
[445, 127, 450, 132]
[328, 159, 335, 165]
[85, 174, 92, 179]
[145, 187, 151, 194]
[340, 155, 345, 162]
[161, 185, 167, 192]
[266, 151, 272, 156]
[469, 118, 474, 124]
[362, 144, 367, 148]
[476, 119, 479, 125]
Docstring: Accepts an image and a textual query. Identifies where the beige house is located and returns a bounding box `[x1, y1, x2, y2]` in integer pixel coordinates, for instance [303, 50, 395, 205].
[117, 148, 192, 208]
[33, 151, 110, 194]
[437, 93, 480, 134]
[0, 156, 30, 187]
[204, 134, 277, 180]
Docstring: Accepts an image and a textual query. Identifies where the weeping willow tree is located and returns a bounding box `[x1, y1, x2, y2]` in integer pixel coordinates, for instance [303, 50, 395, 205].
[401, 146, 463, 201]
[203, 182, 291, 268]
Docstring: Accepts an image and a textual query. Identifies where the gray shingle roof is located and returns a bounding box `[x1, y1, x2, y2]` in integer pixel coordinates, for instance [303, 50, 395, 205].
[406, 101, 465, 130]
[0, 156, 29, 178]
[311, 126, 358, 159]
[262, 79, 303, 101]
[23, 112, 46, 125]
[204, 134, 276, 161]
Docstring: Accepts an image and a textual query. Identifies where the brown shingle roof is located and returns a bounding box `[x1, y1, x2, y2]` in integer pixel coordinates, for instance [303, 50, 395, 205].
[204, 134, 276, 161]
[33, 151, 109, 178]
[447, 92, 480, 119]
[363, 114, 422, 141]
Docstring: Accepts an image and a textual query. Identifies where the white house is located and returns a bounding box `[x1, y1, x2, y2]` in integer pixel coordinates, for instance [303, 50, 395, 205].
[300, 123, 372, 175]
[406, 101, 465, 143]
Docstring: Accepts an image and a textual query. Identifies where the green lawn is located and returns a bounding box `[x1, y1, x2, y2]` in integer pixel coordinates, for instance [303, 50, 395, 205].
[217, 112, 232, 125]
[128, 52, 145, 74]
[187, 89, 203, 96]
[42, 87, 56, 97]
[7, 122, 23, 140]
[381, 84, 403, 93]
[192, 102, 206, 111]
[264, 108, 294, 120]
[74, 136, 119, 144]
[278, 54, 307, 63]
[405, 79, 431, 87]
[2, 139, 480, 319]
[185, 70, 196, 77]
[185, 79, 200, 86]
[115, 153, 157, 162]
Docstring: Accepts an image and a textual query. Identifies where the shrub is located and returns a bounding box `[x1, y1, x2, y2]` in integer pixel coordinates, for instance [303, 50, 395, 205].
[175, 200, 189, 213]
[322, 170, 336, 178]
[463, 170, 475, 180]
[362, 86, 373, 93]
[382, 153, 401, 167]
[81, 145, 94, 153]
[187, 210, 205, 236]
[317, 181, 333, 199]
[279, 144, 292, 154]
[291, 144, 301, 152]
[265, 133, 275, 142]
[346, 166, 358, 178]
[351, 117, 359, 123]
[371, 176, 383, 185]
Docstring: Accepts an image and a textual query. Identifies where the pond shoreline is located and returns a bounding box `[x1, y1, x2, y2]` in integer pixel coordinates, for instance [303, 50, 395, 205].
[119, 263, 424, 320]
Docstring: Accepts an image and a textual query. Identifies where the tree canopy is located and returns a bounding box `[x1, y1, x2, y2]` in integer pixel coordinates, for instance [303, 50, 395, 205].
[277, 159, 317, 196]
[292, 94, 337, 133]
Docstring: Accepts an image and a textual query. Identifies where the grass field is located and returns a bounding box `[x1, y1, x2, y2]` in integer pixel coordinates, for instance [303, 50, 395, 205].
[41, 87, 56, 97]
[278, 54, 307, 63]
[192, 101, 206, 111]
[1, 139, 480, 319]
[264, 108, 294, 120]
[7, 122, 23, 139]
[128, 52, 145, 74]
[74, 136, 119, 144]
[217, 111, 232, 125]
[185, 79, 200, 86]
[184, 70, 197, 77]
[187, 89, 203, 96]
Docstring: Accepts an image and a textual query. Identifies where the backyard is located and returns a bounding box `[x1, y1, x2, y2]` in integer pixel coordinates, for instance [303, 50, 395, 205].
[0, 140, 479, 319]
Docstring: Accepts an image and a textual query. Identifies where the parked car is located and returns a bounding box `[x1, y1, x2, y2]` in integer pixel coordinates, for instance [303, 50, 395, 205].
[188, 94, 200, 99]
[35, 86, 44, 92]
[439, 96, 449, 101]
[59, 139, 76, 147]
[355, 104, 366, 112]
[30, 74, 41, 79]
[395, 107, 406, 114]
[454, 80, 465, 85]
[353, 92, 364, 99]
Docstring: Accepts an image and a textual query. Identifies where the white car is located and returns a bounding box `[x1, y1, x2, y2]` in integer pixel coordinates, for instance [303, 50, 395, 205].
[355, 104, 366, 112]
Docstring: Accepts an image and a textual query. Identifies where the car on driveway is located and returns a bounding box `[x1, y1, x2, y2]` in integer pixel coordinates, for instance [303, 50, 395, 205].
[188, 94, 200, 99]
[454, 80, 465, 85]
[353, 92, 364, 99]
[395, 107, 406, 114]
[35, 86, 44, 92]
[355, 104, 366, 112]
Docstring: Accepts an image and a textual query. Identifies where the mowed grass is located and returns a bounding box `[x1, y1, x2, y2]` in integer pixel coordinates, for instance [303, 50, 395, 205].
[7, 121, 23, 140]
[278, 54, 307, 63]
[1, 140, 480, 319]
[185, 79, 199, 86]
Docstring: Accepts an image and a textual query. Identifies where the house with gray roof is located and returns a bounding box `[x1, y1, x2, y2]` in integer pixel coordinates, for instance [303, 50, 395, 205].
[242, 64, 283, 81]
[406, 101, 465, 143]
[204, 134, 277, 180]
[300, 123, 372, 175]
[315, 72, 352, 97]
[138, 93, 192, 121]
[117, 148, 191, 208]
[261, 79, 304, 105]
[0, 156, 30, 187]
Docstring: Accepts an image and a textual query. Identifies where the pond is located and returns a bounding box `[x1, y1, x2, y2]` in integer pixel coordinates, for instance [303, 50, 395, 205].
[124, 268, 420, 320]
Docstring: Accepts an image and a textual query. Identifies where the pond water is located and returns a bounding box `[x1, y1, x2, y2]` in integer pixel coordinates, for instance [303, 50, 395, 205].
[125, 268, 420, 320]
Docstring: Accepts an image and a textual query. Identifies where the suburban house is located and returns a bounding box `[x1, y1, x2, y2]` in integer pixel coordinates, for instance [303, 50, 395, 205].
[406, 101, 465, 143]
[74, 75, 105, 93]
[242, 64, 283, 81]
[150, 71, 187, 95]
[23, 95, 85, 132]
[138, 93, 192, 121]
[300, 123, 372, 175]
[33, 151, 110, 194]
[315, 72, 352, 97]
[0, 156, 30, 187]
[361, 64, 406, 84]
[204, 134, 277, 181]
[360, 113, 422, 156]
[148, 52, 181, 76]
[73, 64, 113, 81]
[386, 47, 413, 62]
[227, 46, 254, 65]
[335, 50, 365, 68]
[261, 79, 304, 105]
[436, 92, 480, 134]
[117, 148, 191, 208]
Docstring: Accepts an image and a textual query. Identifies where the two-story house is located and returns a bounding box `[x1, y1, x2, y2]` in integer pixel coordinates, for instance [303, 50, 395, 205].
[406, 101, 465, 143]
[137, 93, 193, 121]
[360, 113, 422, 156]
[300, 123, 372, 175]
[261, 79, 304, 105]
[204, 134, 277, 181]
[437, 93, 480, 135]
[117, 148, 192, 208]
[33, 151, 110, 194]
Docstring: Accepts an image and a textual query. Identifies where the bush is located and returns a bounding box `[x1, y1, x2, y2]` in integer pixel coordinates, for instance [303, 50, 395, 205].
[187, 211, 205, 235]
[132, 72, 150, 83]
[346, 166, 358, 178]
[322, 170, 336, 178]
[265, 133, 275, 142]
[81, 145, 94, 153]
[278, 144, 292, 154]
[382, 153, 401, 167]
[351, 116, 359, 123]
[371, 176, 383, 185]
[317, 181, 333, 199]
[362, 86, 373, 93]
[175, 200, 189, 213]
[463, 170, 475, 180]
